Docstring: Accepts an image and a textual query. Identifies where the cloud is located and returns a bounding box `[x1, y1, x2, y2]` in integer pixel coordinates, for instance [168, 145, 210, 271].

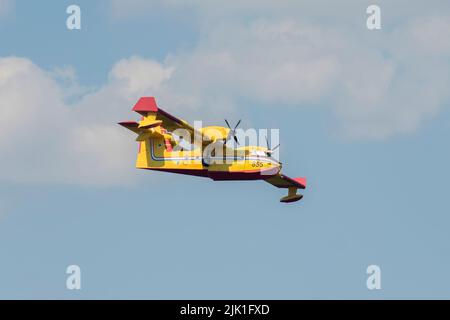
[110, 0, 450, 26]
[152, 19, 449, 139]
[0, 0, 13, 17]
[0, 56, 173, 186]
[167, 21, 341, 106]
[109, 56, 174, 99]
[109, 0, 450, 140]
[336, 16, 450, 139]
[2, 3, 450, 187]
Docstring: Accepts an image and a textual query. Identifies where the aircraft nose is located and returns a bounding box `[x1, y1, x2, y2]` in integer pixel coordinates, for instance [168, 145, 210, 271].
[274, 161, 282, 173]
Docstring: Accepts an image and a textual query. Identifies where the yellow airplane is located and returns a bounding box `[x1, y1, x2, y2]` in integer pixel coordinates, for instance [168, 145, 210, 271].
[119, 97, 307, 203]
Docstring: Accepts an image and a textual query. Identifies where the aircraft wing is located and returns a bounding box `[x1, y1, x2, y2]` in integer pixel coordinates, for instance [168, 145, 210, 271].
[122, 97, 240, 154]
[265, 174, 306, 189]
[265, 174, 307, 203]
[125, 97, 220, 147]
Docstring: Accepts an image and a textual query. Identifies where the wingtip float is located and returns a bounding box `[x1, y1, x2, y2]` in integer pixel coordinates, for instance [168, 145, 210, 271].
[119, 97, 307, 203]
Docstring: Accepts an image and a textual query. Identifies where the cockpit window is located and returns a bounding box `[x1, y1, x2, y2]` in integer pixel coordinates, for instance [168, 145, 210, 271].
[251, 150, 266, 157]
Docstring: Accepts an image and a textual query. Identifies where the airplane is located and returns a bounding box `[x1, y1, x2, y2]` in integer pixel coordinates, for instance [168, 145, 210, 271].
[119, 97, 307, 203]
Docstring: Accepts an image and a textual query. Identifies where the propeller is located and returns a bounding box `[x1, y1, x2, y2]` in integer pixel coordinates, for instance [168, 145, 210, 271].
[265, 136, 280, 155]
[224, 119, 241, 145]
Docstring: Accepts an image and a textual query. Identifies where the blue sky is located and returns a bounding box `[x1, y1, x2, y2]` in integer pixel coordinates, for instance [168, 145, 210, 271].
[1, 0, 450, 299]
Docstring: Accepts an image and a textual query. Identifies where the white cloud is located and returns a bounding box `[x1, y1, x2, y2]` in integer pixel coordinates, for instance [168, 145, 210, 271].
[336, 16, 450, 139]
[110, 0, 450, 26]
[140, 20, 342, 127]
[151, 18, 449, 140]
[109, 1, 450, 140]
[109, 56, 174, 99]
[0, 0, 13, 17]
[2, 3, 450, 187]
[0, 56, 173, 186]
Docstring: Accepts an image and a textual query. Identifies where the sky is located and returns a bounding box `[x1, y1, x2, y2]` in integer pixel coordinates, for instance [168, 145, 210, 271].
[1, 0, 450, 299]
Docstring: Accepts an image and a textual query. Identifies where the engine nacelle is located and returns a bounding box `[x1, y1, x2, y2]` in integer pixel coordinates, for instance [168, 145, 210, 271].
[199, 126, 230, 142]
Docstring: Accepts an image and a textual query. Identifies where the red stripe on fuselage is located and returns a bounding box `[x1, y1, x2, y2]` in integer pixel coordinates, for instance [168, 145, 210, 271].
[141, 167, 278, 181]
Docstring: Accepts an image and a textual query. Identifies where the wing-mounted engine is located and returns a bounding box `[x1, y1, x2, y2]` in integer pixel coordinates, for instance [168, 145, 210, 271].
[199, 126, 230, 143]
[198, 119, 242, 144]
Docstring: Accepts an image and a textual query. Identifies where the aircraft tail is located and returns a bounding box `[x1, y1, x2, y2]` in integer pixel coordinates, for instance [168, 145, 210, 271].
[119, 98, 175, 169]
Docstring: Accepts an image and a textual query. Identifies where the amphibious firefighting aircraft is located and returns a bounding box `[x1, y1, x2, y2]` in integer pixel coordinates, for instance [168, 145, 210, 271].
[119, 97, 307, 203]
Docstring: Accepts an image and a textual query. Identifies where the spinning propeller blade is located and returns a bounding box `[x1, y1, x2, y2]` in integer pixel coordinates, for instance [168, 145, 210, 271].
[265, 136, 280, 155]
[224, 119, 241, 145]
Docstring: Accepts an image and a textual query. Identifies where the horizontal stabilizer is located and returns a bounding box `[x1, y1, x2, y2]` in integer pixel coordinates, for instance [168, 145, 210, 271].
[131, 97, 186, 127]
[118, 121, 140, 134]
[138, 119, 163, 129]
